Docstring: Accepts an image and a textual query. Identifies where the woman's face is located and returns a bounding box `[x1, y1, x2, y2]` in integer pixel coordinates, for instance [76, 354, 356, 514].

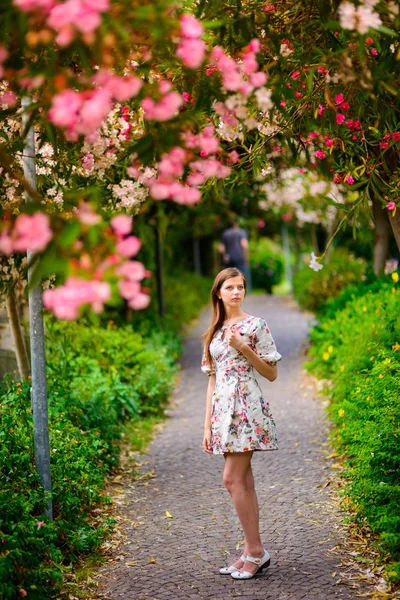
[217, 276, 245, 308]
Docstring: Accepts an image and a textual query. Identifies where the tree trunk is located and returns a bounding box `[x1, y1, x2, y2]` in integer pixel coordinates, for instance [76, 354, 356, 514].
[5, 289, 30, 379]
[22, 95, 53, 520]
[388, 208, 400, 255]
[372, 194, 391, 276]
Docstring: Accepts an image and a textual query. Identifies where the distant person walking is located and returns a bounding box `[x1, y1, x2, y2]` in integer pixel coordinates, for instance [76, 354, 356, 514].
[219, 221, 249, 272]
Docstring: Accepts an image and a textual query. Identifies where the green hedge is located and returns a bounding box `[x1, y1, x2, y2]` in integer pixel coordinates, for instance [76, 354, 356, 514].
[0, 272, 210, 599]
[293, 248, 367, 312]
[307, 277, 400, 582]
[249, 237, 284, 293]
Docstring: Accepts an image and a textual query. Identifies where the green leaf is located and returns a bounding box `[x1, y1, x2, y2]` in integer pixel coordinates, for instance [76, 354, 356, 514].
[58, 222, 82, 249]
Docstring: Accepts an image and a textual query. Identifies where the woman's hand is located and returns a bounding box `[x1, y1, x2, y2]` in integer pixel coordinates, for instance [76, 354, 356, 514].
[203, 428, 213, 454]
[225, 328, 246, 352]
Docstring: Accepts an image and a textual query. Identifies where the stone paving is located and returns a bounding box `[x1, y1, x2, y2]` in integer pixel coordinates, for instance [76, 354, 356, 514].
[96, 295, 370, 600]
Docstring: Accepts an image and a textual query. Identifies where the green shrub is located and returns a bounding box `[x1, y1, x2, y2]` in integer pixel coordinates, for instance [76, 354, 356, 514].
[307, 280, 400, 582]
[249, 237, 284, 293]
[293, 248, 367, 312]
[0, 275, 205, 598]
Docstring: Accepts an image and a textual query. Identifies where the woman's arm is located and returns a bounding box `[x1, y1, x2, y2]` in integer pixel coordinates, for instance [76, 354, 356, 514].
[203, 374, 215, 453]
[227, 331, 278, 382]
[204, 374, 216, 430]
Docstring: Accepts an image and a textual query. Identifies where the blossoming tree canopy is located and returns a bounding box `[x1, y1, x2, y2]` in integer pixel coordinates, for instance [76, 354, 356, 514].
[1, 0, 400, 318]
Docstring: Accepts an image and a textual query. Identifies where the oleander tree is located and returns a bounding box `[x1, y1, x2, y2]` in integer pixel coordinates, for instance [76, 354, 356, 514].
[1, 0, 399, 320]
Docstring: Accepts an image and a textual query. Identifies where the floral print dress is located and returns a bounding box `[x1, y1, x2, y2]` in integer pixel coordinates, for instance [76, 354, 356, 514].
[201, 315, 282, 455]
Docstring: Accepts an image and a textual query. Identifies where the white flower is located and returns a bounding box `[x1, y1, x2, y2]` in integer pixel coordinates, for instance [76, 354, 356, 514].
[279, 42, 292, 57]
[338, 2, 357, 29]
[309, 252, 323, 272]
[356, 6, 382, 34]
[255, 87, 274, 112]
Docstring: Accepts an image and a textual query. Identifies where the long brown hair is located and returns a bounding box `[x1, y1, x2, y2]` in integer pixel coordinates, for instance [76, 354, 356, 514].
[201, 267, 247, 368]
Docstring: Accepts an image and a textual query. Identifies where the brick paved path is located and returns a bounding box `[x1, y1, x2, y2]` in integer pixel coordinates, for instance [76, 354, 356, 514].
[96, 296, 368, 600]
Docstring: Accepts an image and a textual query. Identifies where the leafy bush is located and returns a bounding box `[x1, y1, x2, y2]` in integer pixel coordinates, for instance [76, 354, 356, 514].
[307, 279, 400, 582]
[249, 237, 285, 293]
[293, 248, 367, 312]
[0, 271, 208, 598]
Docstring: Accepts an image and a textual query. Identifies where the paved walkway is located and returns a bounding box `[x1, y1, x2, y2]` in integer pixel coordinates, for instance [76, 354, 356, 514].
[96, 296, 369, 600]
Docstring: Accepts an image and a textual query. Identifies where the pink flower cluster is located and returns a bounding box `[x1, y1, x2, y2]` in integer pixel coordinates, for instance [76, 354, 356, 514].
[131, 125, 231, 205]
[176, 14, 206, 69]
[210, 40, 267, 95]
[141, 80, 183, 122]
[338, 2, 382, 35]
[42, 213, 150, 320]
[48, 72, 142, 141]
[0, 212, 52, 255]
[43, 277, 112, 319]
[14, 0, 110, 46]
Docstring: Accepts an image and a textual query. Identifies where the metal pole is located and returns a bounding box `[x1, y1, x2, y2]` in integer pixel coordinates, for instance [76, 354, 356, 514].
[21, 96, 53, 519]
[281, 222, 293, 293]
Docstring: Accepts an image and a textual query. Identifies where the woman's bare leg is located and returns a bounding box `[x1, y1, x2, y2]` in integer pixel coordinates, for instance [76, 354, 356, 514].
[223, 452, 264, 573]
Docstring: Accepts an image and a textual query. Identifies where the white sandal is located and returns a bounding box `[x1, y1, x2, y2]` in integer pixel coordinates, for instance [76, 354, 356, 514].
[231, 549, 270, 579]
[219, 554, 247, 575]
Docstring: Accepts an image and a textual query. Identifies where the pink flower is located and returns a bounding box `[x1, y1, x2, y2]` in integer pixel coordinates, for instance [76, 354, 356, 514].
[386, 201, 396, 211]
[336, 113, 345, 125]
[43, 278, 111, 320]
[222, 71, 243, 91]
[315, 150, 326, 159]
[118, 279, 140, 300]
[380, 141, 389, 149]
[241, 54, 258, 74]
[176, 38, 206, 69]
[36, 521, 45, 529]
[280, 100, 286, 108]
[262, 4, 276, 12]
[258, 219, 265, 228]
[345, 175, 355, 185]
[13, 213, 52, 254]
[228, 150, 240, 164]
[0, 46, 9, 63]
[115, 260, 146, 281]
[335, 94, 344, 104]
[248, 39, 261, 53]
[0, 91, 17, 107]
[116, 236, 141, 258]
[295, 92, 302, 98]
[141, 91, 183, 121]
[340, 101, 350, 111]
[333, 174, 342, 184]
[76, 202, 101, 225]
[48, 89, 82, 128]
[109, 75, 142, 101]
[0, 233, 13, 255]
[205, 67, 217, 76]
[317, 104, 325, 116]
[13, 0, 54, 11]
[291, 70, 300, 80]
[182, 92, 191, 102]
[250, 71, 267, 87]
[370, 48, 378, 56]
[338, 2, 357, 30]
[128, 292, 150, 310]
[392, 132, 400, 140]
[111, 215, 132, 237]
[19, 590, 28, 597]
[180, 14, 204, 38]
[82, 153, 94, 171]
[366, 37, 373, 44]
[325, 138, 334, 147]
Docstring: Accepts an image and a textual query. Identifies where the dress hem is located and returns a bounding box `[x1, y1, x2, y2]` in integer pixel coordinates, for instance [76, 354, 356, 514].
[212, 444, 279, 455]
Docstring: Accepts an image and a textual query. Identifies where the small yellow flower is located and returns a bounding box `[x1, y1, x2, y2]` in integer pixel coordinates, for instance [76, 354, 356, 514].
[340, 365, 345, 372]
[378, 374, 384, 379]
[328, 345, 333, 353]
[363, 306, 367, 312]
[367, 396, 371, 401]
[392, 342, 400, 352]
[384, 358, 390, 365]
[392, 272, 399, 283]
[323, 352, 330, 361]
[338, 408, 345, 417]
[370, 356, 375, 361]
[356, 387, 361, 393]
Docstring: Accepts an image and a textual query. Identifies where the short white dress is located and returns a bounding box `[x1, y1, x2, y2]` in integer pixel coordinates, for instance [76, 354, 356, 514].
[201, 315, 282, 455]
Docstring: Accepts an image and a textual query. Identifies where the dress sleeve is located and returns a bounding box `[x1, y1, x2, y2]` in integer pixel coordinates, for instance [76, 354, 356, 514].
[255, 318, 282, 364]
[201, 351, 216, 376]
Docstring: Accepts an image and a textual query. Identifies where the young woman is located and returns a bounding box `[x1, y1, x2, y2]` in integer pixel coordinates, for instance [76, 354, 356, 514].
[201, 267, 281, 580]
